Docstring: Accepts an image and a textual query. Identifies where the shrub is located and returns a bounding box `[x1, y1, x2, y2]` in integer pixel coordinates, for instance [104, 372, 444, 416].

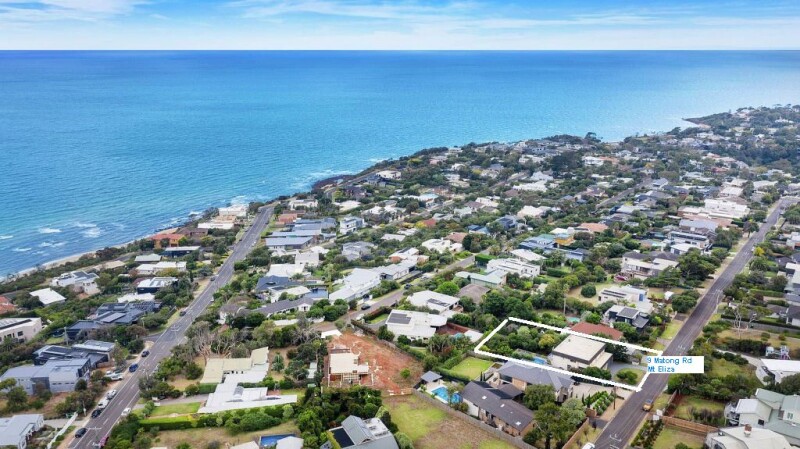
[580, 285, 596, 298]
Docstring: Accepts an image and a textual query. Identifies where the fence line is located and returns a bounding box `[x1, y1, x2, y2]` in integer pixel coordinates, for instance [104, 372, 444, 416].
[46, 413, 78, 449]
[659, 415, 718, 436]
[562, 418, 591, 449]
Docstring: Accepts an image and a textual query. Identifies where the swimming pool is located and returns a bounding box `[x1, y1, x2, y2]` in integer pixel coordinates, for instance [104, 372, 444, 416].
[431, 386, 461, 404]
[259, 434, 295, 447]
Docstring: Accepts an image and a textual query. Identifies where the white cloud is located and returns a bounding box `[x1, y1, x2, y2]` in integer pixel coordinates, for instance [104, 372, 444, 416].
[0, 0, 146, 23]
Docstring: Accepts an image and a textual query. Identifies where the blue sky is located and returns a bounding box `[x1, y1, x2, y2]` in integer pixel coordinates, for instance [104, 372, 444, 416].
[1, 0, 799, 49]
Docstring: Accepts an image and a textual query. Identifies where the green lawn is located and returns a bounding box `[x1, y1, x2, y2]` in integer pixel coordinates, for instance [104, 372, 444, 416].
[386, 396, 446, 441]
[661, 321, 681, 340]
[674, 396, 726, 422]
[150, 402, 201, 417]
[368, 313, 389, 324]
[652, 427, 705, 449]
[449, 357, 494, 380]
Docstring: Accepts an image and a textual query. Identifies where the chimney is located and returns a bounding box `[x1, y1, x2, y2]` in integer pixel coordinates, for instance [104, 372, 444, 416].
[744, 424, 752, 436]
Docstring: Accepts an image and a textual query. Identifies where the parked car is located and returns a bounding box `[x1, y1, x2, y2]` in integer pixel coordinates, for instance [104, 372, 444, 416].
[75, 428, 88, 438]
[141, 350, 150, 357]
[642, 399, 653, 411]
[106, 389, 117, 399]
[91, 409, 102, 418]
[122, 407, 131, 416]
[129, 363, 139, 372]
[360, 303, 371, 310]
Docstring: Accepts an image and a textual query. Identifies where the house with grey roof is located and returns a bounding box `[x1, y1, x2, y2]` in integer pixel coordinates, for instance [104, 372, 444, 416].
[0, 358, 91, 395]
[487, 361, 575, 403]
[322, 415, 399, 449]
[33, 340, 115, 368]
[461, 381, 534, 437]
[726, 388, 800, 446]
[342, 242, 375, 262]
[0, 414, 44, 449]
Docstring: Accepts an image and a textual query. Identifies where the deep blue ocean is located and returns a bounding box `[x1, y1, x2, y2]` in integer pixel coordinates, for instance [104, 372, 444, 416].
[1, 51, 799, 275]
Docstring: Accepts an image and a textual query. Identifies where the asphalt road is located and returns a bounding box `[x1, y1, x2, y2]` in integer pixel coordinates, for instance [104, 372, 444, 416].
[69, 205, 273, 449]
[594, 197, 794, 449]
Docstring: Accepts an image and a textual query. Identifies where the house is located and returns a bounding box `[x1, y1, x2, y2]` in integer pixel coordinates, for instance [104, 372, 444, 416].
[517, 206, 550, 220]
[680, 218, 719, 233]
[29, 288, 66, 305]
[161, 245, 201, 257]
[605, 305, 650, 330]
[389, 247, 422, 264]
[199, 347, 270, 384]
[0, 318, 42, 343]
[621, 251, 679, 278]
[255, 275, 300, 300]
[461, 381, 534, 437]
[668, 230, 712, 251]
[34, 340, 115, 368]
[150, 232, 183, 248]
[265, 236, 313, 251]
[519, 234, 555, 251]
[329, 269, 382, 302]
[0, 295, 16, 315]
[386, 310, 447, 341]
[135, 277, 177, 294]
[253, 297, 314, 318]
[376, 170, 401, 181]
[50, 271, 99, 295]
[372, 260, 415, 281]
[757, 359, 800, 384]
[576, 222, 608, 234]
[326, 346, 371, 386]
[322, 416, 398, 449]
[486, 258, 541, 278]
[510, 249, 546, 264]
[726, 389, 800, 446]
[0, 414, 44, 449]
[570, 322, 623, 341]
[339, 216, 365, 235]
[342, 242, 375, 262]
[200, 348, 297, 413]
[549, 335, 612, 371]
[92, 301, 159, 326]
[455, 271, 506, 289]
[700, 197, 750, 220]
[407, 290, 460, 314]
[495, 215, 526, 232]
[487, 361, 575, 402]
[705, 425, 791, 449]
[459, 284, 490, 303]
[134, 254, 161, 263]
[288, 198, 318, 210]
[135, 261, 187, 276]
[266, 263, 306, 278]
[598, 286, 648, 305]
[421, 238, 462, 254]
[0, 358, 92, 395]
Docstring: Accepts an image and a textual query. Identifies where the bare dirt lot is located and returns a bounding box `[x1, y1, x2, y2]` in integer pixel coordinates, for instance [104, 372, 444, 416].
[329, 331, 423, 393]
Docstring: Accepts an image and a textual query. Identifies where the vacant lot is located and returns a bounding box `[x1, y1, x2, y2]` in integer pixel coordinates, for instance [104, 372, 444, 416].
[673, 395, 726, 423]
[710, 358, 755, 378]
[384, 394, 514, 449]
[652, 427, 705, 449]
[449, 357, 493, 380]
[153, 421, 298, 448]
[330, 332, 423, 393]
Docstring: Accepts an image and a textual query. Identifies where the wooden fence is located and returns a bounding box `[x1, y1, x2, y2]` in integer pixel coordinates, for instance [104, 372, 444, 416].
[561, 418, 591, 449]
[412, 390, 537, 449]
[659, 415, 718, 436]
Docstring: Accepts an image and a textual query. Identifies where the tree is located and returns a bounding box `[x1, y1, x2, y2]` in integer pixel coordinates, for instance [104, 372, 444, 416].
[531, 403, 576, 449]
[377, 325, 394, 341]
[5, 386, 28, 412]
[400, 368, 411, 379]
[272, 354, 285, 372]
[580, 285, 596, 298]
[523, 384, 555, 410]
[395, 432, 415, 449]
[678, 250, 717, 282]
[282, 404, 294, 420]
[436, 281, 459, 296]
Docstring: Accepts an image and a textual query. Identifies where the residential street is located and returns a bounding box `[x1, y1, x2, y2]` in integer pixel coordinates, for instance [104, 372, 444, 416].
[594, 197, 795, 449]
[68, 205, 274, 449]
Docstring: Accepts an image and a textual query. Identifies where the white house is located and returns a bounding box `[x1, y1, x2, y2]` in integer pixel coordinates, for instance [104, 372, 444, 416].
[701, 198, 750, 220]
[516, 206, 550, 220]
[339, 216, 365, 235]
[549, 335, 612, 371]
[0, 414, 44, 449]
[486, 258, 541, 278]
[0, 318, 43, 343]
[329, 268, 382, 302]
[407, 290, 460, 313]
[30, 288, 66, 306]
[385, 310, 447, 341]
[50, 271, 99, 295]
[136, 261, 187, 276]
[421, 238, 462, 254]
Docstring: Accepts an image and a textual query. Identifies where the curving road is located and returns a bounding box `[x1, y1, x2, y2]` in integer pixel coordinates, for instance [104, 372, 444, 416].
[69, 205, 273, 449]
[594, 197, 795, 449]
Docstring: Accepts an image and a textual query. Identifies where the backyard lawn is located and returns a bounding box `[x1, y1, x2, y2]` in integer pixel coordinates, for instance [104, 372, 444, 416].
[674, 396, 726, 422]
[652, 427, 705, 449]
[368, 313, 390, 324]
[150, 402, 201, 417]
[449, 357, 494, 380]
[153, 421, 298, 448]
[383, 394, 514, 449]
[709, 358, 755, 378]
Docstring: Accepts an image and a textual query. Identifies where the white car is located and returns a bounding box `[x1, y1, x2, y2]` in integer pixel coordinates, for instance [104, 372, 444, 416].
[106, 389, 117, 400]
[122, 407, 131, 416]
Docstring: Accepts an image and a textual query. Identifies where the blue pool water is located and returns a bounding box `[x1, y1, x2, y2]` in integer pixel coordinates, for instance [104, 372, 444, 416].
[431, 386, 461, 404]
[532, 357, 548, 365]
[2, 51, 800, 274]
[259, 434, 295, 447]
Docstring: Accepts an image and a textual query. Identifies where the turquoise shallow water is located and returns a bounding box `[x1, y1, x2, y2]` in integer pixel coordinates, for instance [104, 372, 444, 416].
[1, 51, 799, 274]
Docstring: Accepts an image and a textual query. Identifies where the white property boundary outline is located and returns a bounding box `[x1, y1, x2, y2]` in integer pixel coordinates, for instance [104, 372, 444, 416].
[473, 317, 664, 392]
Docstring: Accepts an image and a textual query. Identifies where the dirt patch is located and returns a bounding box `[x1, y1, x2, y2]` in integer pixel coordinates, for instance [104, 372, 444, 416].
[328, 331, 423, 393]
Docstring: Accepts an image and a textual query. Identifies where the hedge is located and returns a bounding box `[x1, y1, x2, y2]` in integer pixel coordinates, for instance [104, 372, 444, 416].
[546, 268, 570, 278]
[475, 254, 495, 266]
[140, 415, 197, 430]
[750, 289, 786, 298]
[437, 368, 473, 383]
